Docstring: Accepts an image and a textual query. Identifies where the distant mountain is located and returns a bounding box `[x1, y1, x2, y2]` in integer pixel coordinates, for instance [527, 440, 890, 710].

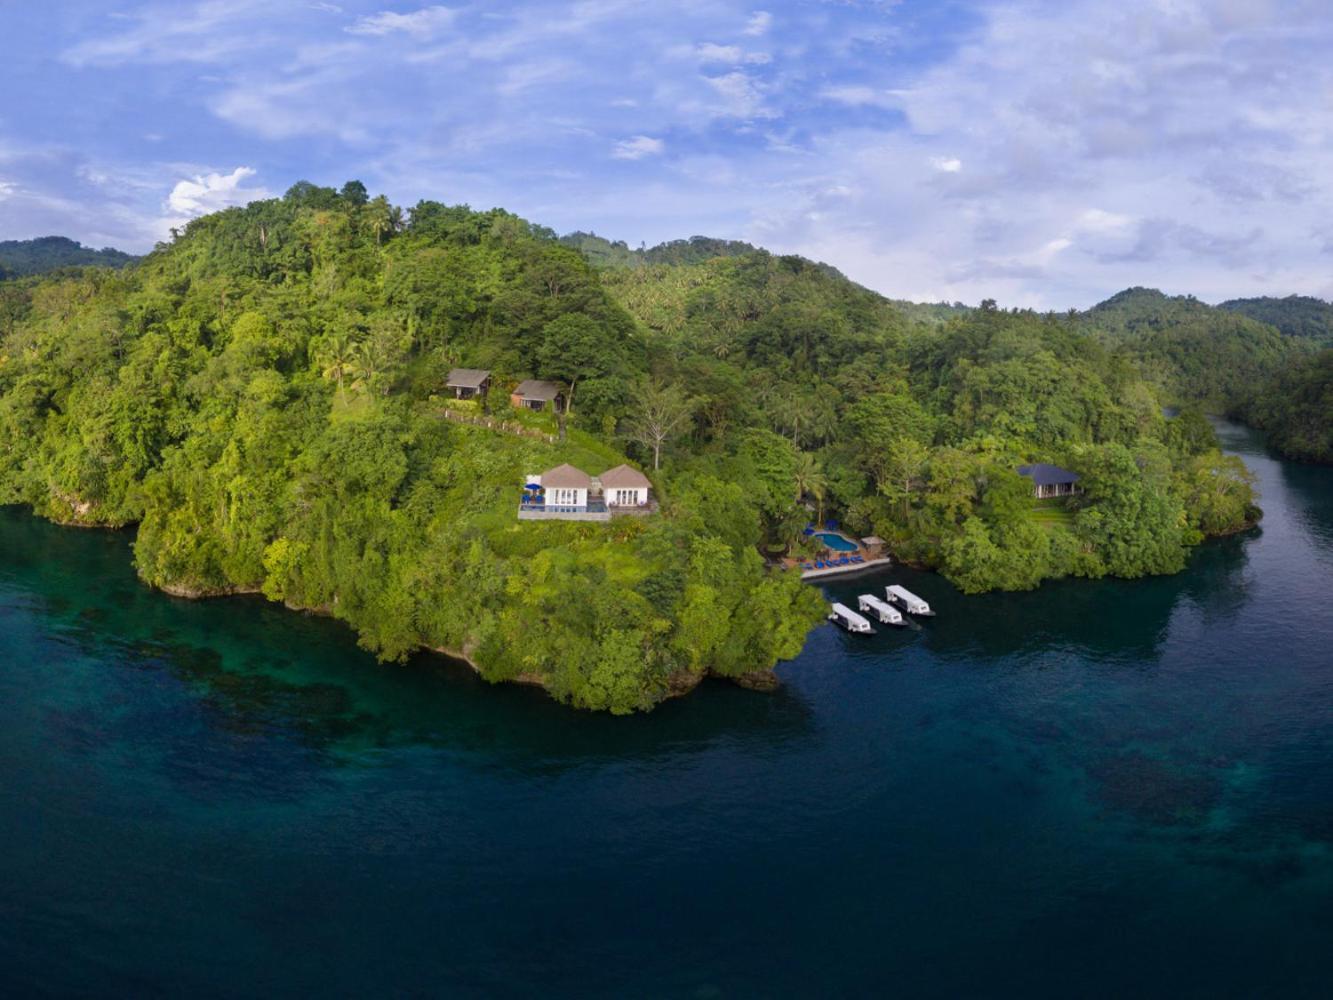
[560, 231, 760, 269]
[1217, 295, 1333, 344]
[1079, 287, 1310, 409]
[0, 236, 138, 279]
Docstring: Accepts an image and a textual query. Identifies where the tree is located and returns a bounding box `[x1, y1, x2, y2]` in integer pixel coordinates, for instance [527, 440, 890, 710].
[339, 180, 369, 206]
[365, 195, 403, 245]
[536, 313, 626, 422]
[317, 333, 357, 391]
[792, 451, 828, 525]
[623, 382, 694, 470]
[877, 437, 929, 520]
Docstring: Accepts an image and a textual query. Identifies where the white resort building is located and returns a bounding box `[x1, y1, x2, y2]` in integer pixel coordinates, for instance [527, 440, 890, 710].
[519, 463, 656, 521]
[538, 463, 591, 508]
[599, 464, 652, 509]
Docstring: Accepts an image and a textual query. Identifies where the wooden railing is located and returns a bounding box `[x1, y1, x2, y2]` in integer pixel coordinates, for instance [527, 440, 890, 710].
[437, 406, 557, 443]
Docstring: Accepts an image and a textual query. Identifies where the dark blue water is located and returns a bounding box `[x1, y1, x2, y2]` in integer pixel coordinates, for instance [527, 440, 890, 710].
[3, 422, 1332, 998]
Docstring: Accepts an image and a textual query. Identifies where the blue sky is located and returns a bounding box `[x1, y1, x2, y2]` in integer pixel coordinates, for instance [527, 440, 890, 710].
[1, 0, 1330, 308]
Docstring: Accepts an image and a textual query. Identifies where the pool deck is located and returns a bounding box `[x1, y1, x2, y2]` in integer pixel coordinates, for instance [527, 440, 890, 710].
[799, 557, 892, 580]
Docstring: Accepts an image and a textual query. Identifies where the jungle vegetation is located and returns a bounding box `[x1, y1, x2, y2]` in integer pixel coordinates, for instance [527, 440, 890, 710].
[0, 184, 1274, 710]
[0, 236, 137, 280]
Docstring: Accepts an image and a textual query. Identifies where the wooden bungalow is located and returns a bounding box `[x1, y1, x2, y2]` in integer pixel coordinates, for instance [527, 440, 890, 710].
[511, 379, 565, 412]
[446, 368, 491, 400]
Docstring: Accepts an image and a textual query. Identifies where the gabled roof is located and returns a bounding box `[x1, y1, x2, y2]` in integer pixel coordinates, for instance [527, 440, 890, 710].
[446, 367, 490, 388]
[541, 463, 591, 489]
[1017, 463, 1080, 486]
[513, 379, 563, 401]
[598, 464, 651, 489]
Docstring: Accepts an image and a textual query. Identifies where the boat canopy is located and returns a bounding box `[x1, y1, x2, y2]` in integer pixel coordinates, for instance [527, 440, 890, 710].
[858, 594, 902, 623]
[887, 585, 932, 614]
[829, 602, 873, 632]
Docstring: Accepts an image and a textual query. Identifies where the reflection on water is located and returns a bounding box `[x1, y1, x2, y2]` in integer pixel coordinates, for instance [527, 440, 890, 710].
[3, 420, 1333, 997]
[0, 507, 816, 770]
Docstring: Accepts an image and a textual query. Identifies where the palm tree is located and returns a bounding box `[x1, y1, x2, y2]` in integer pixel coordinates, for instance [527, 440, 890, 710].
[793, 451, 829, 526]
[318, 334, 356, 391]
[350, 338, 384, 395]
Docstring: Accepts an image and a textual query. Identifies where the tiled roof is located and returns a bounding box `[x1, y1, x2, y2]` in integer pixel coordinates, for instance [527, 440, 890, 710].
[598, 464, 651, 489]
[446, 368, 490, 388]
[513, 379, 563, 400]
[541, 463, 591, 488]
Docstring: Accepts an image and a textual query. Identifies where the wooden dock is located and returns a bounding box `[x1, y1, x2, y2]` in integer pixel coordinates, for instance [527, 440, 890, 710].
[799, 557, 892, 581]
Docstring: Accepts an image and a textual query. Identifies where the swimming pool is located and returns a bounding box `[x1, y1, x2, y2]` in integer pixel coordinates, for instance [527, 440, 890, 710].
[815, 531, 858, 552]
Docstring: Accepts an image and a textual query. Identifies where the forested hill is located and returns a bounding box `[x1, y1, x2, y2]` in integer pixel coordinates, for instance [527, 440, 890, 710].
[1077, 286, 1310, 410]
[0, 183, 1267, 711]
[560, 232, 760, 269]
[0, 236, 138, 279]
[1218, 294, 1333, 344]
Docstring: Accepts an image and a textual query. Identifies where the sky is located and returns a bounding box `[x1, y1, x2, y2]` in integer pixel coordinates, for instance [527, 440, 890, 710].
[2, 0, 1331, 309]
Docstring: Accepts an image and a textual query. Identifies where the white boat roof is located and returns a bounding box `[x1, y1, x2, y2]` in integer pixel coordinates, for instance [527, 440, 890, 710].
[859, 594, 895, 612]
[830, 603, 872, 628]
[887, 585, 930, 606]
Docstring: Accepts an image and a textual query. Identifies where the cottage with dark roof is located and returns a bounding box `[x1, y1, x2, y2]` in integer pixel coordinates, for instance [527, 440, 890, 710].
[1017, 463, 1081, 499]
[510, 379, 565, 412]
[445, 368, 490, 400]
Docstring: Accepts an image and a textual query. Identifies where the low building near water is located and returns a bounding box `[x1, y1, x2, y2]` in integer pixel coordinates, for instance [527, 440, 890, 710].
[1018, 463, 1081, 499]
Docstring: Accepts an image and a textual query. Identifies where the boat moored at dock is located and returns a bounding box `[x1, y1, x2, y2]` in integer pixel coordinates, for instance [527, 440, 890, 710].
[857, 594, 904, 626]
[828, 602, 875, 634]
[886, 585, 934, 617]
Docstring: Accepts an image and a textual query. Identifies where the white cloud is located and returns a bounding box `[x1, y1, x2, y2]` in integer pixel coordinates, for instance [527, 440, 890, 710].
[0, 179, 15, 201]
[166, 167, 266, 216]
[704, 72, 771, 119]
[743, 11, 771, 36]
[62, 0, 269, 66]
[820, 85, 896, 108]
[612, 136, 664, 160]
[696, 43, 743, 63]
[931, 156, 962, 173]
[346, 6, 456, 38]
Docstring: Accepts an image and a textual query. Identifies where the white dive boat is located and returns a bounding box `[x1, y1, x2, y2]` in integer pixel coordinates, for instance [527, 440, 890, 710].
[828, 602, 875, 634]
[885, 584, 934, 617]
[857, 594, 904, 626]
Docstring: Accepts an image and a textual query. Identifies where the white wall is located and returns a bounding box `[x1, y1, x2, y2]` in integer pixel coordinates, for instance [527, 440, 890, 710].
[548, 487, 587, 507]
[607, 486, 647, 507]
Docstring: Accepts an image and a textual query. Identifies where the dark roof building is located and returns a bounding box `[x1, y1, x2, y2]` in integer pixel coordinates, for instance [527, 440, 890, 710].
[513, 379, 563, 401]
[1018, 463, 1081, 498]
[445, 368, 491, 399]
[446, 368, 491, 389]
[511, 379, 565, 410]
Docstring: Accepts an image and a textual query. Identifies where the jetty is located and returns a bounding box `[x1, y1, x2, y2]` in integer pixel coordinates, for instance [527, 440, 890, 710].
[886, 585, 934, 617]
[857, 594, 904, 626]
[828, 603, 874, 634]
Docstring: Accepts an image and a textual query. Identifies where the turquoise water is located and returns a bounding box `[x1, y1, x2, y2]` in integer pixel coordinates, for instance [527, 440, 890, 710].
[3, 422, 1333, 997]
[816, 531, 859, 551]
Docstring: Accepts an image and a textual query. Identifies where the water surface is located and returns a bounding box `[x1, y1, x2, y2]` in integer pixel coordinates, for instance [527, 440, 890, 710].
[2, 423, 1332, 997]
